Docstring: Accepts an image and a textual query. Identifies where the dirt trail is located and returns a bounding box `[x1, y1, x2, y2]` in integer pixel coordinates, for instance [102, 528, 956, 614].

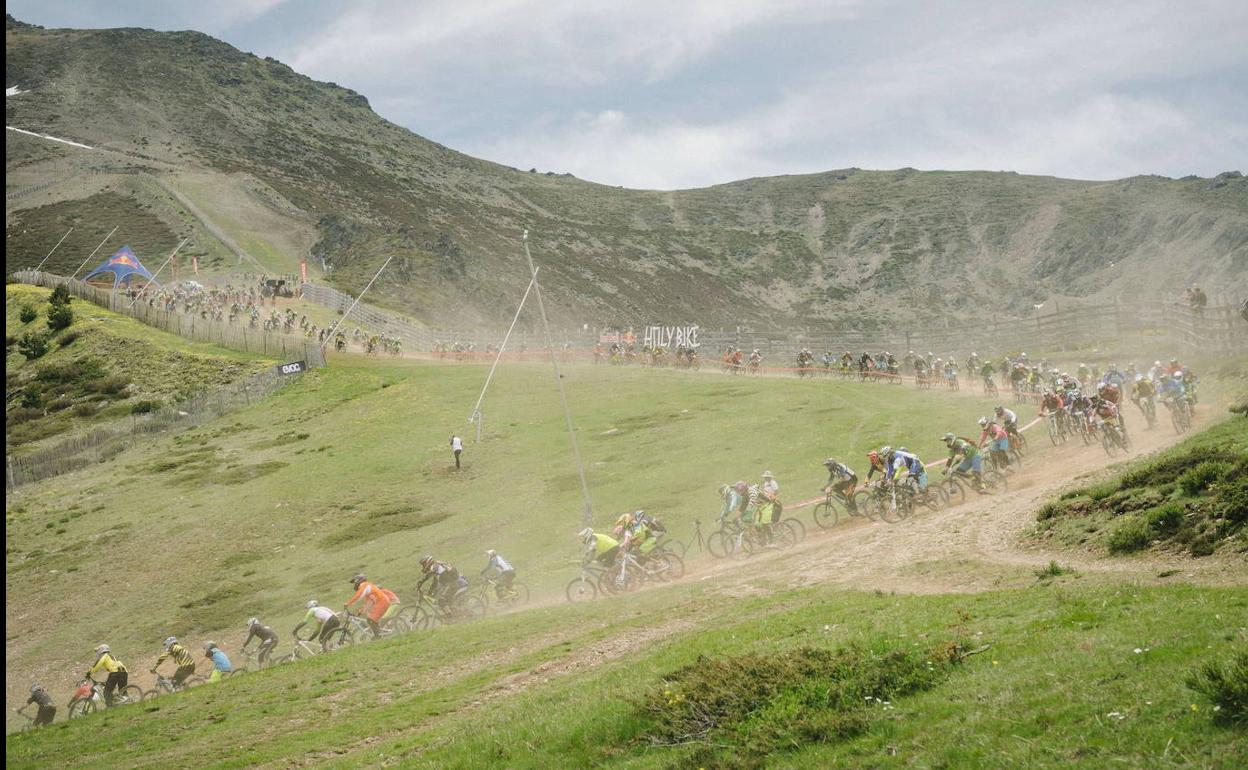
[674, 406, 1241, 596]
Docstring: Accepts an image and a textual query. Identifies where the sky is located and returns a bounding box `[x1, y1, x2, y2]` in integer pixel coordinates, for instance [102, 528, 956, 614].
[8, 0, 1248, 190]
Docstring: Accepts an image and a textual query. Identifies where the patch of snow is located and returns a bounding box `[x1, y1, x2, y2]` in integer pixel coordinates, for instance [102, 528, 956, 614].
[6, 126, 94, 150]
[6, 86, 26, 97]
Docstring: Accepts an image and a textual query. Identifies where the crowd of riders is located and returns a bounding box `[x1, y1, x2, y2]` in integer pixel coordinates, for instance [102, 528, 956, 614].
[578, 509, 672, 575]
[18, 550, 526, 726]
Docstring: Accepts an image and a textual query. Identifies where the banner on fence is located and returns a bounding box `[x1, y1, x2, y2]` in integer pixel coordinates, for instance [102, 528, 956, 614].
[643, 324, 700, 350]
[277, 360, 307, 376]
[599, 330, 637, 345]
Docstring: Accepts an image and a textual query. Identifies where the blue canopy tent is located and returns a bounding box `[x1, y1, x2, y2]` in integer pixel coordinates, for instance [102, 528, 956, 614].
[81, 246, 159, 289]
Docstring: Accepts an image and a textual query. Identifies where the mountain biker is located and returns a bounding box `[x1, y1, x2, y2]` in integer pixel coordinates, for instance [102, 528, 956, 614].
[344, 573, 396, 638]
[865, 450, 888, 483]
[994, 406, 1022, 443]
[760, 471, 782, 523]
[203, 642, 232, 683]
[1102, 364, 1126, 389]
[942, 432, 985, 491]
[1159, 373, 1187, 405]
[977, 417, 1011, 469]
[481, 549, 517, 600]
[1167, 358, 1183, 376]
[718, 482, 746, 525]
[579, 528, 621, 567]
[150, 636, 196, 688]
[1180, 368, 1199, 404]
[86, 644, 129, 706]
[299, 600, 343, 652]
[242, 618, 279, 667]
[822, 458, 859, 514]
[883, 446, 928, 491]
[417, 557, 468, 612]
[21, 684, 56, 727]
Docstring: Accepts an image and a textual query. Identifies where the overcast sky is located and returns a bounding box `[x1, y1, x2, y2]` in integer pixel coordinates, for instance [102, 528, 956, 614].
[9, 0, 1247, 190]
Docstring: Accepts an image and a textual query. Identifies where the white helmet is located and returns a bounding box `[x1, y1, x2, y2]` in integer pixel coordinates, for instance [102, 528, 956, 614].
[163, 636, 178, 649]
[978, 417, 990, 427]
[203, 641, 217, 651]
[247, 618, 260, 628]
[578, 527, 594, 542]
[762, 470, 774, 479]
[306, 600, 319, 609]
[95, 644, 110, 655]
[485, 549, 497, 558]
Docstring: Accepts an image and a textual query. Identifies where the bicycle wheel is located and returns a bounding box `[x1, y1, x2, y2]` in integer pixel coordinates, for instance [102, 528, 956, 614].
[1101, 428, 1116, 456]
[68, 699, 95, 719]
[120, 685, 144, 703]
[456, 595, 487, 621]
[325, 626, 355, 650]
[850, 490, 878, 522]
[498, 581, 531, 606]
[706, 530, 733, 559]
[771, 522, 799, 549]
[983, 469, 1008, 493]
[1046, 417, 1060, 445]
[812, 500, 840, 529]
[941, 477, 966, 507]
[657, 551, 685, 580]
[140, 689, 160, 701]
[565, 577, 598, 602]
[783, 517, 806, 542]
[876, 491, 904, 523]
[228, 668, 248, 677]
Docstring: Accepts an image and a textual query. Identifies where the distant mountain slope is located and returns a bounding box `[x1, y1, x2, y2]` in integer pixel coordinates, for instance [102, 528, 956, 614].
[7, 14, 1247, 329]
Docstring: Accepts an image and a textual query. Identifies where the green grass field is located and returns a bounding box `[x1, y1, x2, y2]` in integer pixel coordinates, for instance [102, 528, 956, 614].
[6, 352, 1247, 766]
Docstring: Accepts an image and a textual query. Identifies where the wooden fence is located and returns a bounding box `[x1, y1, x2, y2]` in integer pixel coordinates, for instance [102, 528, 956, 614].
[13, 270, 325, 367]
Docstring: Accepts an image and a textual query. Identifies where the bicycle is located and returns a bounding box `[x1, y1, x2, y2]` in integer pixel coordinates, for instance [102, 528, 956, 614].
[341, 607, 411, 641]
[983, 377, 999, 397]
[1098, 417, 1131, 455]
[474, 575, 531, 611]
[140, 672, 207, 701]
[68, 678, 142, 717]
[940, 465, 1007, 502]
[812, 487, 876, 528]
[399, 587, 485, 630]
[1164, 397, 1192, 434]
[706, 516, 796, 558]
[1043, 410, 1067, 445]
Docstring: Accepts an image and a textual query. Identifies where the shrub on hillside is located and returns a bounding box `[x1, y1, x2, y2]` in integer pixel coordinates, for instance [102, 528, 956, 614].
[1179, 461, 1233, 496]
[46, 285, 74, 332]
[7, 407, 41, 425]
[1145, 502, 1185, 535]
[1107, 519, 1151, 553]
[1186, 649, 1248, 728]
[72, 402, 99, 417]
[58, 329, 82, 347]
[130, 399, 161, 414]
[19, 305, 38, 323]
[17, 330, 50, 360]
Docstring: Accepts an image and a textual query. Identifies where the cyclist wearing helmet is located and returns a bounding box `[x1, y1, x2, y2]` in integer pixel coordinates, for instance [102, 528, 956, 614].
[299, 600, 342, 652]
[884, 446, 928, 491]
[481, 549, 517, 600]
[345, 573, 398, 639]
[579, 528, 620, 567]
[22, 683, 57, 727]
[150, 636, 196, 688]
[202, 642, 233, 683]
[417, 557, 467, 610]
[759, 471, 782, 523]
[865, 450, 888, 483]
[994, 405, 1022, 442]
[942, 432, 985, 491]
[822, 458, 859, 514]
[86, 644, 128, 706]
[241, 618, 279, 667]
[977, 417, 1011, 469]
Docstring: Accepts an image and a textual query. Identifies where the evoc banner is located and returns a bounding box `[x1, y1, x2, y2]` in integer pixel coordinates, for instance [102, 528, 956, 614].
[642, 325, 700, 349]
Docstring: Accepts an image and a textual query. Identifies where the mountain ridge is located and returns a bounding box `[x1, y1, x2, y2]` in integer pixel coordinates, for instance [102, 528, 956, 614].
[7, 15, 1247, 330]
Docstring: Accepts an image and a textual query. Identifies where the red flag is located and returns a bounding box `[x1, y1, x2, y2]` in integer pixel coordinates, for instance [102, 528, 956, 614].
[300, 260, 308, 283]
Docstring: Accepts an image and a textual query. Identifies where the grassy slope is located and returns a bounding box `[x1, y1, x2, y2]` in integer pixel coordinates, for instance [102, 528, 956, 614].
[5, 360, 994, 706]
[1034, 418, 1247, 557]
[7, 18, 1247, 329]
[5, 284, 272, 451]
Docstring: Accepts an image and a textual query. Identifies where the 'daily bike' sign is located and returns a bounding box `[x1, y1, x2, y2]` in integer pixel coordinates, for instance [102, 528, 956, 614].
[643, 325, 700, 349]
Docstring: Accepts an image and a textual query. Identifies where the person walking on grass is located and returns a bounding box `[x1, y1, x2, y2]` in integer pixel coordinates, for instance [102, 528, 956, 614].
[450, 433, 464, 470]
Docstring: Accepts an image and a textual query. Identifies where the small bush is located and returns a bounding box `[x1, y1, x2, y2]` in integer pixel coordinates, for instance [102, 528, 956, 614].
[87, 376, 131, 395]
[130, 399, 161, 414]
[72, 402, 99, 417]
[1186, 650, 1248, 728]
[46, 304, 74, 332]
[19, 388, 44, 409]
[1036, 502, 1061, 521]
[1145, 502, 1185, 534]
[58, 329, 82, 347]
[7, 407, 41, 425]
[19, 305, 38, 323]
[17, 330, 50, 360]
[1180, 461, 1233, 496]
[1035, 561, 1074, 579]
[1107, 519, 1151, 553]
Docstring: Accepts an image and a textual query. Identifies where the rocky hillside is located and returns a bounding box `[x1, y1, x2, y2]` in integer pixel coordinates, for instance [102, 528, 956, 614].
[7, 15, 1247, 329]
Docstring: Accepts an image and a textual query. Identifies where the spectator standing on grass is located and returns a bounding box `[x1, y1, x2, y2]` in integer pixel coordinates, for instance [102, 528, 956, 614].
[450, 434, 464, 470]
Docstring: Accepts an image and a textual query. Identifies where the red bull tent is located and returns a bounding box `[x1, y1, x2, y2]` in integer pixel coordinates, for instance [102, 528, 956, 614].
[81, 246, 159, 289]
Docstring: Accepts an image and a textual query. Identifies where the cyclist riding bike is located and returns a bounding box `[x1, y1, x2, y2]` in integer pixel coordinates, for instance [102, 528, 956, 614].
[865, 450, 888, 484]
[1038, 390, 1065, 418]
[150, 636, 196, 688]
[202, 642, 232, 683]
[759, 471, 782, 524]
[481, 549, 518, 600]
[299, 600, 343, 652]
[86, 644, 129, 706]
[579, 528, 621, 568]
[417, 557, 468, 612]
[822, 458, 859, 514]
[242, 619, 279, 667]
[977, 417, 1012, 469]
[942, 433, 986, 491]
[21, 684, 57, 727]
[883, 445, 928, 491]
[993, 405, 1022, 443]
[344, 573, 399, 638]
[717, 482, 748, 525]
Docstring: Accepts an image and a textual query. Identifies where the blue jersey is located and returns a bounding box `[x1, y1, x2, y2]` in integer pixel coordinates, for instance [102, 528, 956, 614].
[887, 451, 923, 480]
[209, 649, 232, 673]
